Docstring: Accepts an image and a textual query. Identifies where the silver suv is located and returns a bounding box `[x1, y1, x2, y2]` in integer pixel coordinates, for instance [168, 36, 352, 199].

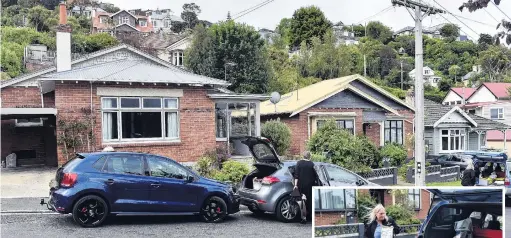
[236, 136, 378, 222]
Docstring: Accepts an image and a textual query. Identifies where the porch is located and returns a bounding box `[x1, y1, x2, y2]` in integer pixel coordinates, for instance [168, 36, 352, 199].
[1, 108, 58, 167]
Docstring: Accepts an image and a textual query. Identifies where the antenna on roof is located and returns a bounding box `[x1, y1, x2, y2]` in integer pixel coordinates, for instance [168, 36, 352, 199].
[270, 92, 281, 113]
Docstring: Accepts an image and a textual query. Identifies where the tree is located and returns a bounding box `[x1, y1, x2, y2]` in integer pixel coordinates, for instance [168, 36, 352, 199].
[171, 21, 187, 34]
[275, 18, 292, 47]
[478, 33, 494, 50]
[440, 23, 460, 40]
[27, 5, 52, 31]
[366, 21, 393, 44]
[460, 0, 510, 45]
[102, 4, 120, 13]
[437, 78, 453, 92]
[478, 45, 511, 82]
[289, 6, 332, 48]
[185, 21, 272, 93]
[343, 24, 366, 37]
[449, 65, 462, 82]
[181, 3, 201, 29]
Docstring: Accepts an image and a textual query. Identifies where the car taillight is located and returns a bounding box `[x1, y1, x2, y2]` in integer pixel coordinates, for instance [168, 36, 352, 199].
[505, 178, 510, 186]
[261, 176, 280, 185]
[60, 173, 78, 187]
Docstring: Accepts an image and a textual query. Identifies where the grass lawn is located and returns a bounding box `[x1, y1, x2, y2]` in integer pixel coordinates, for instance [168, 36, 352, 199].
[426, 180, 462, 186]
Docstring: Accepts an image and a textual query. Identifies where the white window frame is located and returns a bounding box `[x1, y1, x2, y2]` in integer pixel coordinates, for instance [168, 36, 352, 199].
[172, 51, 184, 66]
[407, 189, 421, 210]
[139, 20, 147, 27]
[384, 120, 404, 145]
[15, 118, 43, 127]
[440, 129, 466, 152]
[153, 20, 158, 27]
[316, 118, 355, 135]
[121, 16, 130, 24]
[164, 19, 171, 28]
[101, 97, 180, 143]
[215, 102, 257, 140]
[490, 108, 504, 120]
[100, 16, 107, 24]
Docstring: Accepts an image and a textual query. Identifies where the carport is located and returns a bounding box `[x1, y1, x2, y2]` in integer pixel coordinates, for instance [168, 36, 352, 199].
[1, 108, 58, 167]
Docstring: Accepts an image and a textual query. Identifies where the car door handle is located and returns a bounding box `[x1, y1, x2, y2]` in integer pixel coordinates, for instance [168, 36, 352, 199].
[150, 183, 161, 188]
[105, 179, 114, 185]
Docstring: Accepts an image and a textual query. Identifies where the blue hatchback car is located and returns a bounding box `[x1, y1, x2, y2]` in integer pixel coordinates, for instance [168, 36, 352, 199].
[41, 152, 240, 227]
[417, 189, 502, 238]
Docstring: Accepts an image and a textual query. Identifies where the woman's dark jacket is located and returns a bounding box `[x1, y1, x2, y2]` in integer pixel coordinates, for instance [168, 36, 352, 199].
[461, 169, 476, 186]
[364, 217, 400, 238]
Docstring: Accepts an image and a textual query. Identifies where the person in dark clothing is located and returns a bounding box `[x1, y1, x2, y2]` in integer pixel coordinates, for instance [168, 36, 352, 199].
[461, 161, 476, 186]
[364, 204, 400, 238]
[293, 151, 317, 224]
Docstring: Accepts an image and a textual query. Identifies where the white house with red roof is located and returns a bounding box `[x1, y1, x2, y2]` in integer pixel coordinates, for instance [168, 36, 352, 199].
[454, 82, 511, 152]
[442, 87, 477, 106]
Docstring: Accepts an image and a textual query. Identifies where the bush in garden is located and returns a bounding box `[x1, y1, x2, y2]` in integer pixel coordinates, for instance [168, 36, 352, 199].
[212, 160, 250, 185]
[195, 155, 216, 178]
[385, 204, 421, 226]
[310, 153, 329, 163]
[307, 119, 380, 173]
[380, 143, 407, 167]
[261, 119, 292, 155]
[356, 192, 377, 222]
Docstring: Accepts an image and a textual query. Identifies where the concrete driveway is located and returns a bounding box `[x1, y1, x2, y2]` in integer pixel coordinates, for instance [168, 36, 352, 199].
[1, 167, 56, 198]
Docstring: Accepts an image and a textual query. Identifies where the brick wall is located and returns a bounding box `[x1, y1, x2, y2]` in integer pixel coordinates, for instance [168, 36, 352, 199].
[54, 82, 217, 165]
[264, 107, 415, 158]
[315, 211, 357, 226]
[1, 87, 42, 108]
[416, 190, 431, 220]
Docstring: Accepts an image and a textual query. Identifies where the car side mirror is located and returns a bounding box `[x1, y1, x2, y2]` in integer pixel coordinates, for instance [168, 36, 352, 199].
[186, 175, 195, 183]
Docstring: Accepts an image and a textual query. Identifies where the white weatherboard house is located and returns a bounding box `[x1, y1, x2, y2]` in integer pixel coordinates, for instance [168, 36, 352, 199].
[409, 66, 442, 87]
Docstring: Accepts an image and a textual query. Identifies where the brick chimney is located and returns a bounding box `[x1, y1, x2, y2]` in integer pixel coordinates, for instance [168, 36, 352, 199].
[56, 1, 72, 72]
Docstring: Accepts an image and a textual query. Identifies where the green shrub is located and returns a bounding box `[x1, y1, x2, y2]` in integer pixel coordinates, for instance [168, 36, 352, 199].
[195, 156, 216, 178]
[311, 153, 329, 163]
[261, 119, 292, 155]
[212, 160, 250, 184]
[307, 119, 380, 173]
[385, 204, 421, 226]
[380, 143, 407, 167]
[356, 192, 377, 221]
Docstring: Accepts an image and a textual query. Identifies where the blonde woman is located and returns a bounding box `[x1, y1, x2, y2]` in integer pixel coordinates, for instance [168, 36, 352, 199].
[364, 204, 400, 238]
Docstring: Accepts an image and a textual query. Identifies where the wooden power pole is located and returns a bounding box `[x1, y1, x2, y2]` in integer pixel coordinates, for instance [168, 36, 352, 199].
[391, 0, 444, 186]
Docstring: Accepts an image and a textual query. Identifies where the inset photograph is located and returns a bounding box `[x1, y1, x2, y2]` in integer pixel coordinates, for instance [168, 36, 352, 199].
[313, 187, 504, 238]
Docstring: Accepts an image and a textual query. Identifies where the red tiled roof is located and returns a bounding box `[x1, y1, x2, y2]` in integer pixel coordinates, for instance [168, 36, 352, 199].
[486, 130, 511, 141]
[482, 83, 511, 99]
[451, 87, 476, 99]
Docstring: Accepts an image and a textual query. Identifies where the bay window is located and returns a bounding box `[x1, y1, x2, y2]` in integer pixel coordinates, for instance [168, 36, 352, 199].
[315, 189, 356, 211]
[215, 102, 257, 139]
[316, 119, 355, 135]
[101, 97, 179, 142]
[385, 120, 403, 144]
[441, 129, 466, 151]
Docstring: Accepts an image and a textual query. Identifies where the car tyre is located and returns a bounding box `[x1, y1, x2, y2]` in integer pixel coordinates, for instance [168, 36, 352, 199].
[200, 196, 228, 223]
[275, 196, 299, 223]
[72, 195, 109, 228]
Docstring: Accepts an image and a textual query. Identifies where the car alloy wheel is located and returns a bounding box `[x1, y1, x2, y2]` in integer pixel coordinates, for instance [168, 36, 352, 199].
[72, 195, 108, 228]
[200, 196, 227, 223]
[276, 197, 299, 222]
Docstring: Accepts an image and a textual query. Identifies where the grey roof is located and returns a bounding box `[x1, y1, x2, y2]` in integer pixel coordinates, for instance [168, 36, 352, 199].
[469, 114, 511, 130]
[424, 99, 511, 130]
[424, 99, 453, 126]
[462, 71, 476, 81]
[169, 15, 184, 22]
[139, 33, 186, 49]
[40, 59, 229, 86]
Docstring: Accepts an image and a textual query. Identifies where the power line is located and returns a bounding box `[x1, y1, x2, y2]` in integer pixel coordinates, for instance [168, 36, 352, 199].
[233, 0, 276, 20]
[355, 5, 393, 24]
[451, 13, 496, 27]
[490, 0, 511, 21]
[232, 0, 272, 18]
[431, 0, 479, 36]
[484, 8, 500, 23]
[437, 13, 474, 40]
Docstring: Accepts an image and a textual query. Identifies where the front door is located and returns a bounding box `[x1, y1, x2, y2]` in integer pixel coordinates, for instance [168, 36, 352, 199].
[146, 155, 202, 212]
[101, 154, 152, 212]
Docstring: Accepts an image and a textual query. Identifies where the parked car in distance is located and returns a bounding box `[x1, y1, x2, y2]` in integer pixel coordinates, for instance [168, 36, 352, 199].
[418, 189, 503, 238]
[235, 136, 378, 223]
[41, 152, 240, 227]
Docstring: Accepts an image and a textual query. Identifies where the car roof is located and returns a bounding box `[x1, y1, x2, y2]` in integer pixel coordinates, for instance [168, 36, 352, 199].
[79, 151, 159, 158]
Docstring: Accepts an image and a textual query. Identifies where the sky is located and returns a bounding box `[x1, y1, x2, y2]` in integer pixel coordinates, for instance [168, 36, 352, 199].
[103, 0, 511, 41]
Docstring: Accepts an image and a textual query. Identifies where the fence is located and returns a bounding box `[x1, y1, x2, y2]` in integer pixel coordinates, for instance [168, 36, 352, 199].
[406, 165, 460, 184]
[315, 223, 421, 238]
[358, 167, 398, 185]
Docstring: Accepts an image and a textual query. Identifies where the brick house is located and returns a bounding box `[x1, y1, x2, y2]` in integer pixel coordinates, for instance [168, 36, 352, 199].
[1, 3, 267, 167]
[259, 75, 415, 157]
[314, 189, 431, 226]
